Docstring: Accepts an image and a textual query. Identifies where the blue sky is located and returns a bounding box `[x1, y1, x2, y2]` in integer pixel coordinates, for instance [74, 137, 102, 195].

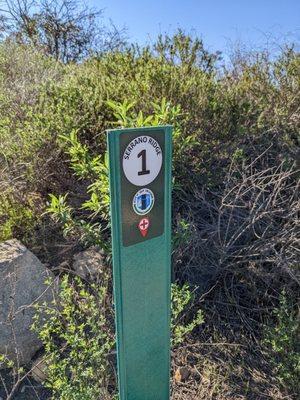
[88, 0, 300, 53]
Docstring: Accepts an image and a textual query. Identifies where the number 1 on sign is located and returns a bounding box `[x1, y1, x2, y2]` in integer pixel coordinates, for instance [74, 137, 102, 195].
[138, 149, 150, 176]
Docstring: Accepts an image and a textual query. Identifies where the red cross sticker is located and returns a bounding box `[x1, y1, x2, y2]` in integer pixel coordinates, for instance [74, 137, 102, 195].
[138, 217, 150, 237]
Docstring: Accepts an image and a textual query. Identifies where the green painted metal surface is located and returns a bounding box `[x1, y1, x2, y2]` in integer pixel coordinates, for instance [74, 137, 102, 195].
[107, 126, 172, 400]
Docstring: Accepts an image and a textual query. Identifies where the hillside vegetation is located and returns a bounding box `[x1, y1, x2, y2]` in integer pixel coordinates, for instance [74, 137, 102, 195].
[0, 26, 299, 399]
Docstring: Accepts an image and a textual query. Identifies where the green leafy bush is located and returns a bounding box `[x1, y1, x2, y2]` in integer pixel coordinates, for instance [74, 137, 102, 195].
[264, 292, 300, 393]
[32, 274, 114, 400]
[43, 126, 111, 251]
[0, 193, 39, 242]
[171, 283, 204, 345]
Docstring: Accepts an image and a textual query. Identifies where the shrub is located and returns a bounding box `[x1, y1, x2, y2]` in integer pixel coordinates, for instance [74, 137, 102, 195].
[171, 283, 204, 346]
[32, 274, 115, 400]
[264, 292, 300, 394]
[0, 191, 39, 242]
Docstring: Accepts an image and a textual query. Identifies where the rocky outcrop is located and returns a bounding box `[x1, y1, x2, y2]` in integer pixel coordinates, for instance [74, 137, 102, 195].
[31, 355, 48, 383]
[72, 246, 106, 280]
[0, 239, 55, 367]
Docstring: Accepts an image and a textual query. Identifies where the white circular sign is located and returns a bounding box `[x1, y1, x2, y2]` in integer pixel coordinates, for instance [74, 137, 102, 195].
[123, 135, 162, 186]
[132, 188, 155, 215]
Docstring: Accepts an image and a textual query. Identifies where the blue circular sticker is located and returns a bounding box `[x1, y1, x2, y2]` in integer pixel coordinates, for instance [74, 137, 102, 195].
[132, 188, 155, 215]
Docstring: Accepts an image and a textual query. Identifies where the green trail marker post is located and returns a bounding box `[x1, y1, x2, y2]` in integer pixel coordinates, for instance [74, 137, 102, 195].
[107, 126, 172, 400]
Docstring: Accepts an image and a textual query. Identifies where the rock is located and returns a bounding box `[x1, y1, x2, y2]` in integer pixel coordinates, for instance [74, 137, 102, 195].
[31, 356, 48, 383]
[174, 366, 190, 382]
[0, 239, 55, 368]
[72, 246, 106, 280]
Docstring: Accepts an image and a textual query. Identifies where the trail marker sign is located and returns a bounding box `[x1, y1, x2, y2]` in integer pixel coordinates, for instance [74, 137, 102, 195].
[107, 126, 172, 400]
